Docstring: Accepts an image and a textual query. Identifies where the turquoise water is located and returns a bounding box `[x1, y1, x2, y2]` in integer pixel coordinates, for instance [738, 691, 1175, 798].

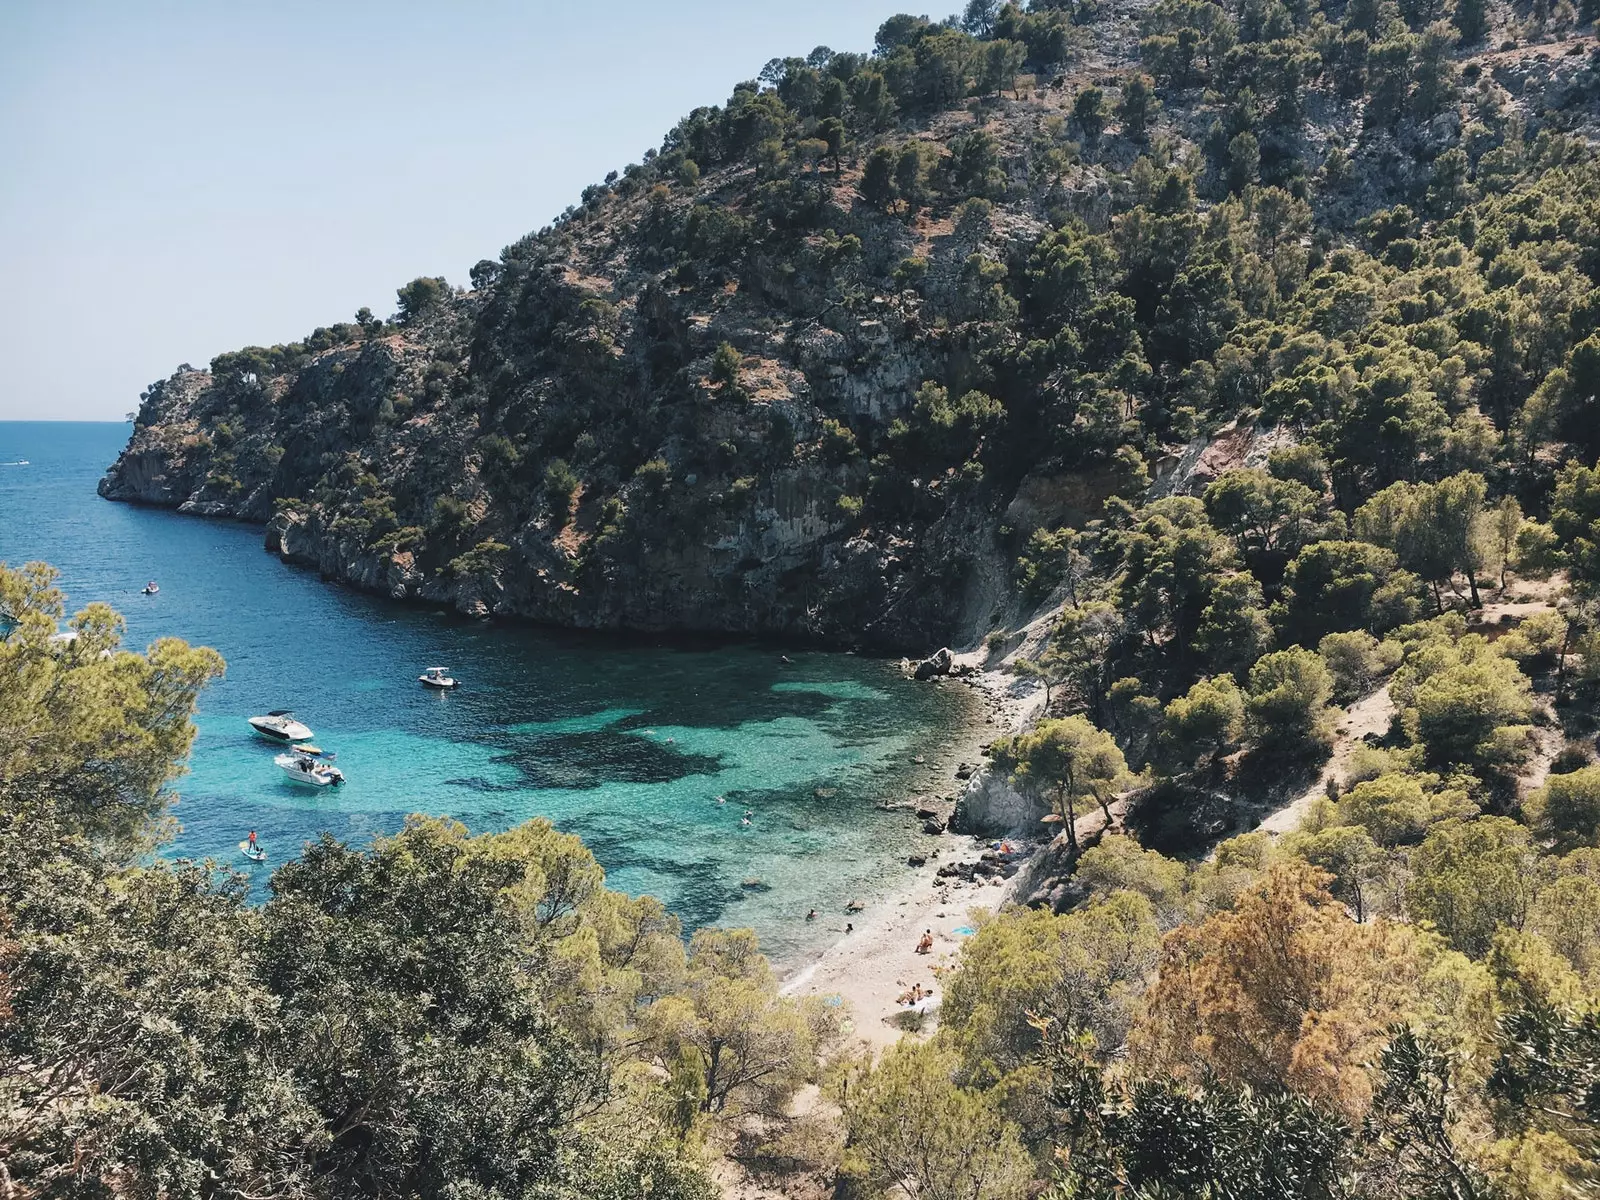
[0, 421, 970, 962]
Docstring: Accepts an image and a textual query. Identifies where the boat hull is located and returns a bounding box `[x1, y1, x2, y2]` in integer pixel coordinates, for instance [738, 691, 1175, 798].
[250, 717, 313, 743]
[273, 754, 343, 787]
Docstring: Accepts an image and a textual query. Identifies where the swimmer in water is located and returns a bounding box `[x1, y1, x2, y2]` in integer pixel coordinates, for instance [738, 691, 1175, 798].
[740, 817, 751, 827]
[716, 795, 726, 805]
[805, 908, 818, 921]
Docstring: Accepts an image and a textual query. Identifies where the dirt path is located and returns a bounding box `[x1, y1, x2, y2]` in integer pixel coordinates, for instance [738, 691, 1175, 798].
[1254, 685, 1396, 838]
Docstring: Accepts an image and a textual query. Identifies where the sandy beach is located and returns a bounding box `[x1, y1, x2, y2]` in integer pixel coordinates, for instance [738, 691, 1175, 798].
[779, 660, 1043, 1048]
[779, 843, 1023, 1047]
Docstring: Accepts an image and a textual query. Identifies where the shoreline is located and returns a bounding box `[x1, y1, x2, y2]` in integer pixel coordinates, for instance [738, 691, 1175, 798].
[777, 662, 1042, 1049]
[96, 491, 989, 661]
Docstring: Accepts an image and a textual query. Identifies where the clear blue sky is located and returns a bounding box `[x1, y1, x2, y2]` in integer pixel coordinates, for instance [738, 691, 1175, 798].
[0, 0, 925, 421]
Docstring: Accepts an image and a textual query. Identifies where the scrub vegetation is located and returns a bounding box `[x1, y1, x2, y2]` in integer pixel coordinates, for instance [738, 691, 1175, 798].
[50, 0, 1600, 1192]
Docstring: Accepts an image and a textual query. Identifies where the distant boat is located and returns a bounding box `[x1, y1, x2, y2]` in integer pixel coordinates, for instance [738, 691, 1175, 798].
[239, 840, 266, 863]
[0, 459, 28, 467]
[249, 711, 313, 743]
[141, 581, 159, 595]
[419, 666, 459, 689]
[275, 751, 344, 787]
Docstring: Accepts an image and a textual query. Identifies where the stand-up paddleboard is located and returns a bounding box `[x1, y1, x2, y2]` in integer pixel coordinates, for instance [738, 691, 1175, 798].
[239, 840, 266, 863]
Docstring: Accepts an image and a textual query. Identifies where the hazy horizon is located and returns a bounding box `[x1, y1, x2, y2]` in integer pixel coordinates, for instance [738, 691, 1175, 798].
[0, 0, 920, 421]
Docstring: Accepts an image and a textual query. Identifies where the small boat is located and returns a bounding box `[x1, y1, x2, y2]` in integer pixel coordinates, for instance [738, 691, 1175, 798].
[419, 666, 459, 689]
[239, 840, 266, 863]
[249, 710, 313, 743]
[275, 752, 344, 787]
[142, 581, 159, 595]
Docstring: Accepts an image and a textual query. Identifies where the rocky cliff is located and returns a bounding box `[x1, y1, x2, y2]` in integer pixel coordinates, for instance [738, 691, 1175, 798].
[101, 8, 1600, 648]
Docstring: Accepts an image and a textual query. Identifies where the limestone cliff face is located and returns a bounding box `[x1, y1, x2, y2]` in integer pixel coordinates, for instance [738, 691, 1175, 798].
[104, 14, 1591, 647]
[98, 95, 1101, 649]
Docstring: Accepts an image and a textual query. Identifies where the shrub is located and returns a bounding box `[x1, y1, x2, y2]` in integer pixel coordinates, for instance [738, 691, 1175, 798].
[447, 540, 510, 580]
[396, 276, 449, 323]
[634, 458, 671, 493]
[1526, 766, 1600, 852]
[1245, 647, 1336, 753]
[1318, 630, 1399, 703]
[543, 459, 580, 529]
[709, 342, 746, 401]
[819, 419, 859, 465]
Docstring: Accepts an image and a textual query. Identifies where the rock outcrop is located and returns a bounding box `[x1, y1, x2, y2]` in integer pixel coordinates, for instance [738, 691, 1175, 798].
[951, 765, 1043, 836]
[99, 19, 1599, 649]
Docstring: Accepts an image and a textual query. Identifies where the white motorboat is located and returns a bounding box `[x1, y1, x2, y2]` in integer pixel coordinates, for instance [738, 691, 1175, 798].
[419, 666, 459, 689]
[249, 710, 313, 743]
[275, 751, 344, 787]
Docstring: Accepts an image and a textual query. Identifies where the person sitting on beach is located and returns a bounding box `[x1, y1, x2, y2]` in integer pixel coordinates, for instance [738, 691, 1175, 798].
[845, 922, 853, 934]
[915, 930, 934, 954]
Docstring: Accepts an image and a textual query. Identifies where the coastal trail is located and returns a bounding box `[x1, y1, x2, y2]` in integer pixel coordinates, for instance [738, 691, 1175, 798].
[1253, 684, 1395, 839]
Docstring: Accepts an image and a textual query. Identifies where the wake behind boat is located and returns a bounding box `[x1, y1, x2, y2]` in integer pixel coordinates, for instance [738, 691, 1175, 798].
[275, 750, 344, 787]
[249, 710, 313, 743]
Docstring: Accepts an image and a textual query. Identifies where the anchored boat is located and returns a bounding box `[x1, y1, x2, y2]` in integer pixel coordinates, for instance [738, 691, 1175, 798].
[419, 666, 459, 689]
[275, 750, 344, 787]
[249, 710, 313, 743]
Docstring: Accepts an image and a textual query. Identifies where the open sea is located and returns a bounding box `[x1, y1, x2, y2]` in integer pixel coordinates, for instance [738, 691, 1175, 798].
[0, 421, 971, 963]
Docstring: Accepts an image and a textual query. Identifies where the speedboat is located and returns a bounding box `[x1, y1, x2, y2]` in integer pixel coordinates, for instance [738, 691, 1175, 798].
[249, 711, 313, 743]
[419, 666, 459, 689]
[275, 751, 344, 787]
[142, 581, 159, 595]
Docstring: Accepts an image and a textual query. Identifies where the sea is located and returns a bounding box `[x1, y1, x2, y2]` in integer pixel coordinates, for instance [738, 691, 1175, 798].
[0, 421, 972, 964]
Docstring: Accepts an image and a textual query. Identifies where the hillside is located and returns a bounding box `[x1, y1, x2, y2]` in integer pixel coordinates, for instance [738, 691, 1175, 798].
[102, 2, 1600, 649]
[25, 3, 1600, 1193]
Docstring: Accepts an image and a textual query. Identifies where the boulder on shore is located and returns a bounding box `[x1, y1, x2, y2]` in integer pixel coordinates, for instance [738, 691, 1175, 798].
[913, 647, 954, 680]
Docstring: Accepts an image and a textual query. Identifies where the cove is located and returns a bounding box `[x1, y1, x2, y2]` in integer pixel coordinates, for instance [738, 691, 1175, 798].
[0, 421, 972, 963]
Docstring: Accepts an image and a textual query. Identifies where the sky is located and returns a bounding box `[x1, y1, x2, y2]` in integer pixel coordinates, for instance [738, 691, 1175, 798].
[0, 0, 927, 421]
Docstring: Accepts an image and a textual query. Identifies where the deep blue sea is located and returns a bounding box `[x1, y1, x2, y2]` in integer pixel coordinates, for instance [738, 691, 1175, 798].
[0, 421, 969, 962]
